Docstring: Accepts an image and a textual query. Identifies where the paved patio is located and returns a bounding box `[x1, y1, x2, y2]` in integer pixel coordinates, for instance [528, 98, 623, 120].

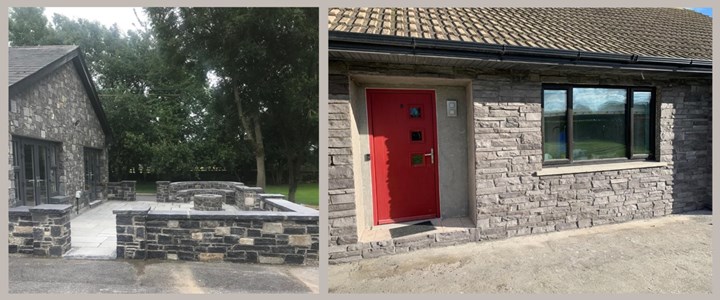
[64, 200, 238, 259]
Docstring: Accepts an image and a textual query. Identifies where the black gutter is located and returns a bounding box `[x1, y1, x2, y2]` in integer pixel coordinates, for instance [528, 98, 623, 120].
[329, 31, 712, 73]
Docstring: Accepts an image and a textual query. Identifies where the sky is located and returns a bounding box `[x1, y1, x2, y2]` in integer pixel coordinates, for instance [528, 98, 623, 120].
[43, 7, 148, 33]
[690, 7, 712, 17]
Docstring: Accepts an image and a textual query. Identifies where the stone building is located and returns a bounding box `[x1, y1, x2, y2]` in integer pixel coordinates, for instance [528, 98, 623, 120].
[327, 8, 712, 263]
[8, 46, 112, 209]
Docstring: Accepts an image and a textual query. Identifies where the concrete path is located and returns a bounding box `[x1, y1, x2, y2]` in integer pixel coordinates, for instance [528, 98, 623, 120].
[9, 255, 318, 293]
[330, 211, 712, 294]
[65, 200, 237, 259]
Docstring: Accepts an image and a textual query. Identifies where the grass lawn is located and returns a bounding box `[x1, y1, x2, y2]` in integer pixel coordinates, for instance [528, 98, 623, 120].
[135, 181, 157, 193]
[266, 183, 319, 207]
[133, 181, 318, 207]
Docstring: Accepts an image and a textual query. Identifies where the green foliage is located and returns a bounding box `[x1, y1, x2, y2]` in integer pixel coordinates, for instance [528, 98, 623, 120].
[9, 7, 317, 188]
[9, 8, 53, 45]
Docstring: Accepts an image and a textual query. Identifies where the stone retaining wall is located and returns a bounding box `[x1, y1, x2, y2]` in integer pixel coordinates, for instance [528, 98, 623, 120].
[107, 181, 137, 201]
[8, 204, 72, 257]
[114, 198, 319, 265]
[157, 181, 244, 203]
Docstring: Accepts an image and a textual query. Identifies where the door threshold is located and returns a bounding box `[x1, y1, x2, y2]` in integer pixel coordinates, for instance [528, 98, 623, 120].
[359, 216, 474, 243]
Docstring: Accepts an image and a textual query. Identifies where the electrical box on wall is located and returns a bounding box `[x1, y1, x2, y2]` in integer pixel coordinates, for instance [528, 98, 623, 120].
[447, 99, 457, 117]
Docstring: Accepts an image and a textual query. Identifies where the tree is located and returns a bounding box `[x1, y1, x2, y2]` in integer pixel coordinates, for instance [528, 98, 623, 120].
[9, 7, 53, 45]
[146, 7, 318, 191]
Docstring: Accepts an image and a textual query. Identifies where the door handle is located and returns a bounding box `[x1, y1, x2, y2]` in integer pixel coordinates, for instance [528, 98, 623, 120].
[424, 148, 434, 164]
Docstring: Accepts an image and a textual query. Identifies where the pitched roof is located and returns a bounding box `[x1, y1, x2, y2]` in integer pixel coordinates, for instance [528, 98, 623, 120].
[328, 7, 712, 60]
[9, 45, 113, 144]
[9, 45, 79, 86]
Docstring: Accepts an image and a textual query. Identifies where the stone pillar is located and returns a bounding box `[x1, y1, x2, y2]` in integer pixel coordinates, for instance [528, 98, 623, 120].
[235, 186, 264, 210]
[28, 204, 72, 257]
[9, 207, 34, 254]
[156, 181, 170, 202]
[114, 206, 150, 259]
[121, 180, 137, 201]
[193, 194, 223, 211]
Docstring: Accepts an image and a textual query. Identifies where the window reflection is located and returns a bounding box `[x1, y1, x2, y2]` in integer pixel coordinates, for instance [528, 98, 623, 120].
[543, 90, 567, 160]
[572, 88, 626, 160]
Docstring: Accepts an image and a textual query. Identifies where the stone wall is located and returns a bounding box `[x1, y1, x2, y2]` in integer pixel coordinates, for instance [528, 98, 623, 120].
[8, 204, 72, 257]
[235, 186, 264, 210]
[327, 60, 712, 263]
[9, 62, 108, 208]
[328, 73, 360, 263]
[156, 181, 170, 202]
[114, 204, 319, 265]
[107, 181, 136, 201]
[159, 181, 244, 203]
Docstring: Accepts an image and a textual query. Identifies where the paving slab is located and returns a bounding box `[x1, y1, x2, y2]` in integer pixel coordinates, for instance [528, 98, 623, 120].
[66, 200, 238, 259]
[330, 211, 712, 294]
[9, 256, 317, 293]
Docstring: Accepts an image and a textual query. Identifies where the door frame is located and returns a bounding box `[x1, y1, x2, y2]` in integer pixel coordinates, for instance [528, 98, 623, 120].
[83, 147, 102, 202]
[366, 88, 441, 225]
[12, 136, 59, 206]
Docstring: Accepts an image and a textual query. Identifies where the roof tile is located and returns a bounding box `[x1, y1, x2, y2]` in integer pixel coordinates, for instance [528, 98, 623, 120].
[334, 8, 711, 59]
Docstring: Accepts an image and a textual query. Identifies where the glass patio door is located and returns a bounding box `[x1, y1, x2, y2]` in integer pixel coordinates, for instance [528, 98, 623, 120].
[20, 141, 54, 206]
[84, 148, 101, 201]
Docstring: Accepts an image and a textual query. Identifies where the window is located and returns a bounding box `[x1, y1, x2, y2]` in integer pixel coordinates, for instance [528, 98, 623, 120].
[542, 85, 655, 165]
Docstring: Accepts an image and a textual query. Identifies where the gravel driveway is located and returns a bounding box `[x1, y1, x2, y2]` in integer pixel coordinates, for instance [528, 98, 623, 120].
[330, 211, 712, 293]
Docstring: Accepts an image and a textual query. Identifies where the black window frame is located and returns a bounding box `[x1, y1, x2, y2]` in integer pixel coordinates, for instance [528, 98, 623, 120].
[541, 84, 656, 166]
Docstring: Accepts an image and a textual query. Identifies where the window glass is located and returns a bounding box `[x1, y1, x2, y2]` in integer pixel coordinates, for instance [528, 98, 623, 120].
[572, 88, 627, 160]
[410, 153, 424, 166]
[633, 91, 652, 155]
[543, 90, 568, 160]
[409, 107, 421, 118]
[410, 130, 423, 142]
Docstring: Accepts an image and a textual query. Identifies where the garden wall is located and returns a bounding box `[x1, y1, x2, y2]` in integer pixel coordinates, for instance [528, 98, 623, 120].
[114, 198, 319, 265]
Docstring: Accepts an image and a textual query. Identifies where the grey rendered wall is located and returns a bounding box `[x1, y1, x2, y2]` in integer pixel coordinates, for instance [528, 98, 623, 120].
[8, 62, 108, 208]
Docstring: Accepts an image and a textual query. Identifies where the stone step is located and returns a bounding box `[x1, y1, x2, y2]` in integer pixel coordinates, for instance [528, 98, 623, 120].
[89, 199, 103, 208]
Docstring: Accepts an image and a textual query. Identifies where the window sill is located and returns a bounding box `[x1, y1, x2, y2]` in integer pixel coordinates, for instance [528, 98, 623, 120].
[535, 161, 668, 177]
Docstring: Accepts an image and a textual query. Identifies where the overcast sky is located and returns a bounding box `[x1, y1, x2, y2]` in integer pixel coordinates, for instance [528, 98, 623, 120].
[43, 7, 148, 33]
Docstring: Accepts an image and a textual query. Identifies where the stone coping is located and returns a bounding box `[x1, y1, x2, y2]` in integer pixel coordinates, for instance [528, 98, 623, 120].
[258, 193, 286, 199]
[178, 188, 234, 192]
[169, 181, 244, 187]
[535, 161, 669, 177]
[264, 198, 319, 215]
[113, 208, 317, 221]
[9, 206, 31, 216]
[27, 204, 73, 214]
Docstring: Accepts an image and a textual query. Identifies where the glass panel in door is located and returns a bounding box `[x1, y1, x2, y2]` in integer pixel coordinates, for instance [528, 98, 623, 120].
[36, 146, 48, 203]
[23, 144, 36, 206]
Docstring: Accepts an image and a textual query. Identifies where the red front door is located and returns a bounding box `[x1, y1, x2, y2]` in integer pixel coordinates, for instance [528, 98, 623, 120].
[367, 89, 440, 225]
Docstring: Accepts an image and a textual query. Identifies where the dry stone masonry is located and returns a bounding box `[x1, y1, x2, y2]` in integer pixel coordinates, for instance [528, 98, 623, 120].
[115, 181, 319, 265]
[9, 62, 108, 208]
[106, 181, 136, 201]
[9, 204, 72, 257]
[193, 194, 224, 211]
